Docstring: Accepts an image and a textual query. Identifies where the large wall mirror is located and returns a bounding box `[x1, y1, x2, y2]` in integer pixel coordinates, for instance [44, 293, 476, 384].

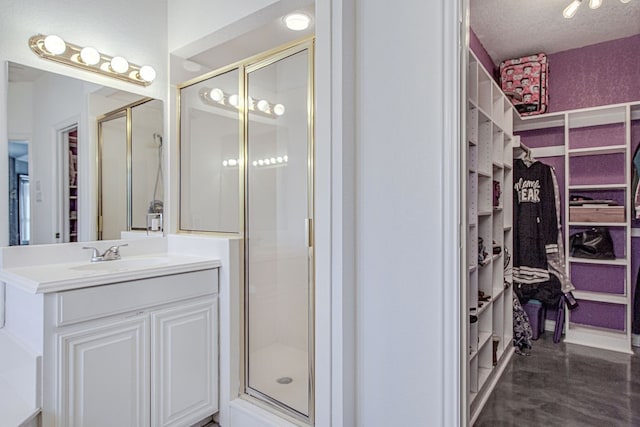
[7, 61, 164, 245]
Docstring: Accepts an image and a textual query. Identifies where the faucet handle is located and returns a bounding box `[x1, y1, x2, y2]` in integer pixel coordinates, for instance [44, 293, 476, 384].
[104, 243, 129, 260]
[110, 243, 128, 253]
[82, 246, 101, 262]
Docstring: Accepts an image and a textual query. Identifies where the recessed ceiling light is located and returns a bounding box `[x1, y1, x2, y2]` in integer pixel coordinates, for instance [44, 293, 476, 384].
[284, 13, 311, 31]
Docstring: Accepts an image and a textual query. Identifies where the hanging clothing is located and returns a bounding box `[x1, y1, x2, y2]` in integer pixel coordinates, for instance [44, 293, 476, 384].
[513, 158, 572, 307]
[512, 293, 533, 356]
[547, 167, 574, 295]
[633, 268, 640, 335]
[513, 158, 559, 284]
[632, 142, 640, 218]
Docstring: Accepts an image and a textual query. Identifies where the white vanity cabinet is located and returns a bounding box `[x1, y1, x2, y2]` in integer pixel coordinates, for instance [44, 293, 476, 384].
[57, 316, 150, 427]
[41, 268, 219, 427]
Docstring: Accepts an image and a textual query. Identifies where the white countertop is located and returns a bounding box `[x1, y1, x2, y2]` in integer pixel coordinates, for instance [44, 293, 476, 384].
[0, 253, 221, 294]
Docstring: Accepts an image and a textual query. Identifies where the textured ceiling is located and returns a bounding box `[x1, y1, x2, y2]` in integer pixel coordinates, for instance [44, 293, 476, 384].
[471, 0, 640, 65]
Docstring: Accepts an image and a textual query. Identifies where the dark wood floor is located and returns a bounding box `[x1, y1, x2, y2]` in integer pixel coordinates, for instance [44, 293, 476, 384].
[475, 333, 640, 426]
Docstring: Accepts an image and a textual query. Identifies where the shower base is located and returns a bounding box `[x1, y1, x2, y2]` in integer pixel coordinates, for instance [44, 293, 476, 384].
[249, 342, 309, 416]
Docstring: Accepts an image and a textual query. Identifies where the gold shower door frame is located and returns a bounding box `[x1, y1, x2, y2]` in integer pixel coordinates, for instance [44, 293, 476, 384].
[242, 39, 315, 425]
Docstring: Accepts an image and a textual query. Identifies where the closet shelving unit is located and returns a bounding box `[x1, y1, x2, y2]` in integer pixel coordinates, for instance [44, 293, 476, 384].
[66, 128, 79, 243]
[465, 51, 515, 424]
[513, 101, 640, 354]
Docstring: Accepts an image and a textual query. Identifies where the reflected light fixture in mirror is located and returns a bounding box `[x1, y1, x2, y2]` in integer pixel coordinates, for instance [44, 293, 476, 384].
[198, 87, 285, 117]
[29, 34, 156, 86]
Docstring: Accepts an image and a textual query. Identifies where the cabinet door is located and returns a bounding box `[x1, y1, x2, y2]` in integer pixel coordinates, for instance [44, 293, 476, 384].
[58, 316, 150, 427]
[151, 297, 218, 427]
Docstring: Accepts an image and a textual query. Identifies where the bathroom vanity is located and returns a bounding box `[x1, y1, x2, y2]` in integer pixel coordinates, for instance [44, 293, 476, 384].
[0, 239, 221, 427]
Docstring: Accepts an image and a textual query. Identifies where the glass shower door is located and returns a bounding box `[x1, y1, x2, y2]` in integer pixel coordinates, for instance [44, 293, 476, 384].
[245, 45, 313, 421]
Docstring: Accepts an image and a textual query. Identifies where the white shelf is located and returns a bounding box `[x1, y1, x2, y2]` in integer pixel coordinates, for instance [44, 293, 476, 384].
[558, 103, 636, 355]
[564, 324, 632, 355]
[477, 367, 492, 390]
[572, 291, 627, 305]
[568, 257, 628, 266]
[568, 145, 626, 157]
[568, 184, 627, 191]
[465, 50, 514, 425]
[568, 221, 627, 227]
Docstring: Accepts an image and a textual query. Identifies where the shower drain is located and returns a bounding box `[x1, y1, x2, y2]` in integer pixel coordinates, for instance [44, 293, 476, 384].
[276, 377, 293, 385]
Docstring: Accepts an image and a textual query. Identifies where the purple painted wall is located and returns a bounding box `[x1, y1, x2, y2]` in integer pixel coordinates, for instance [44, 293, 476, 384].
[482, 31, 640, 333]
[470, 31, 640, 113]
[548, 34, 640, 113]
[470, 28, 496, 79]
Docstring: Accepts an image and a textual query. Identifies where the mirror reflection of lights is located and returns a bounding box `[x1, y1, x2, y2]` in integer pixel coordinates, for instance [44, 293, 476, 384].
[200, 87, 285, 117]
[222, 159, 241, 167]
[250, 155, 289, 168]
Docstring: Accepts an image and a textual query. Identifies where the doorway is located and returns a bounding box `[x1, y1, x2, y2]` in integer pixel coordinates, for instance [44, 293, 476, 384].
[8, 140, 29, 245]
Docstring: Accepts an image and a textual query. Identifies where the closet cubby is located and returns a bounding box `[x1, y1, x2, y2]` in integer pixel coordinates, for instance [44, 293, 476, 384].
[465, 51, 515, 423]
[514, 101, 639, 355]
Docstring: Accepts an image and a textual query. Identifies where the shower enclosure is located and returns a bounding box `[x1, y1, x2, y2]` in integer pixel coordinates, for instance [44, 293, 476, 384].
[178, 39, 315, 423]
[97, 98, 164, 239]
[245, 44, 314, 422]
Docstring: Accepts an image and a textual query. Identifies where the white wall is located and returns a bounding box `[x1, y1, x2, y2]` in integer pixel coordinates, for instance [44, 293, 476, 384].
[7, 82, 33, 139]
[168, 0, 278, 54]
[353, 0, 460, 425]
[0, 0, 168, 101]
[31, 72, 85, 244]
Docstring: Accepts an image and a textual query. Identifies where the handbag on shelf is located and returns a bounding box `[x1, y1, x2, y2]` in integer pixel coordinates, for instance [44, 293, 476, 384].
[569, 227, 616, 260]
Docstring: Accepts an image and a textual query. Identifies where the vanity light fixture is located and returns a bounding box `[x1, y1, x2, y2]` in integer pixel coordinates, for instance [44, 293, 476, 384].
[29, 34, 156, 86]
[199, 87, 285, 117]
[563, 0, 632, 18]
[284, 13, 311, 31]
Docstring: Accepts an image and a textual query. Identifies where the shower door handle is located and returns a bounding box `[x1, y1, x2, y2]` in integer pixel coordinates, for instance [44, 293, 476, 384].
[305, 218, 313, 248]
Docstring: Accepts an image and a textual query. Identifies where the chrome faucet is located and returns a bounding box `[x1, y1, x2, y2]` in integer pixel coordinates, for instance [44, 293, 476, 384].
[82, 244, 128, 262]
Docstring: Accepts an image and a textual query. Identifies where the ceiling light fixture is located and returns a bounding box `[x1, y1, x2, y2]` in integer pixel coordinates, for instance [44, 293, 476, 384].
[284, 13, 311, 31]
[563, 0, 632, 18]
[29, 34, 156, 86]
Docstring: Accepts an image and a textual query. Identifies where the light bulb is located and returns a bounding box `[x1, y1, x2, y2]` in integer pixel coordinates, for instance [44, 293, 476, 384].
[79, 46, 100, 65]
[270, 157, 276, 164]
[223, 160, 228, 167]
[589, 0, 602, 8]
[257, 99, 270, 112]
[248, 96, 255, 110]
[258, 159, 264, 166]
[139, 65, 156, 82]
[563, 0, 582, 18]
[252, 161, 258, 166]
[277, 157, 283, 163]
[209, 88, 224, 102]
[229, 94, 239, 107]
[273, 104, 285, 116]
[110, 56, 129, 73]
[283, 155, 288, 162]
[620, 0, 631, 3]
[44, 35, 66, 55]
[228, 159, 237, 166]
[284, 13, 311, 31]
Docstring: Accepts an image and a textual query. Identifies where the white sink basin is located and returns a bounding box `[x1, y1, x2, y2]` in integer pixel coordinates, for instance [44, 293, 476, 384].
[70, 257, 170, 272]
